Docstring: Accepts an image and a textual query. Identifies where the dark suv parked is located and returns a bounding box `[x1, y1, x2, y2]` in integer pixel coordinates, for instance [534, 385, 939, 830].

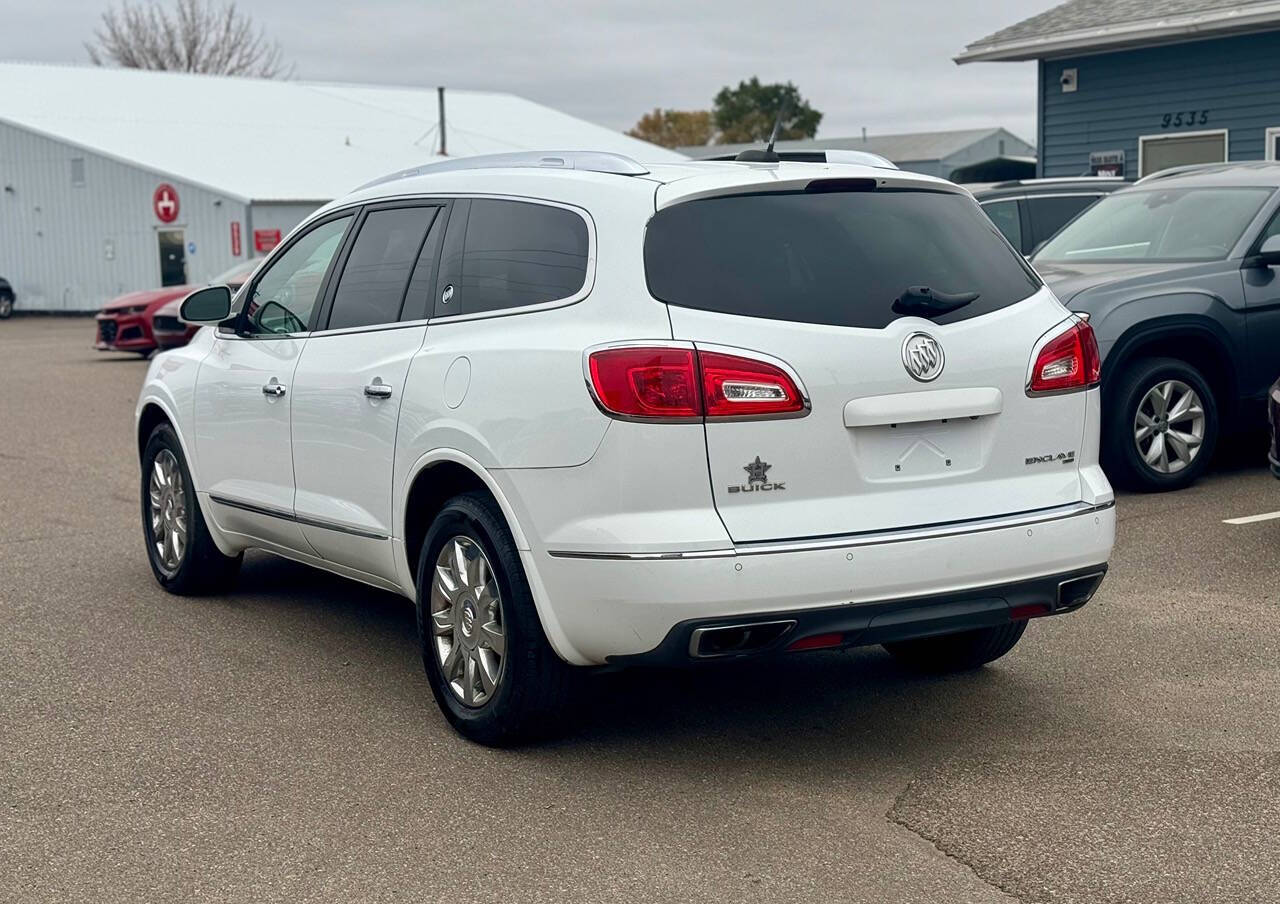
[974, 177, 1128, 255]
[1030, 162, 1280, 491]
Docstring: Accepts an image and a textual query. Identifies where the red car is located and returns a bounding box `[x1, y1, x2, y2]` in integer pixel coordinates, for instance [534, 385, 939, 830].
[94, 260, 258, 354]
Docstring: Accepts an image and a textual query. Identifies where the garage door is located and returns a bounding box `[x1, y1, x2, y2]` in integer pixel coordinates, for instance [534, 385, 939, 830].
[1139, 131, 1227, 178]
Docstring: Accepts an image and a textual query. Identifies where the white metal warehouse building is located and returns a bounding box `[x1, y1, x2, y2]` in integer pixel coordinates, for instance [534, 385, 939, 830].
[0, 62, 682, 312]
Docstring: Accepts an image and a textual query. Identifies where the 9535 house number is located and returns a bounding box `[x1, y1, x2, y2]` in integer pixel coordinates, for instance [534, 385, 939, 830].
[1161, 110, 1209, 129]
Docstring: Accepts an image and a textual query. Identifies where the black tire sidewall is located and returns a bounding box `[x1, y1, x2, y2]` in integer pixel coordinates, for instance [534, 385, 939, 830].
[415, 494, 547, 743]
[0, 294, 12, 318]
[1105, 357, 1218, 492]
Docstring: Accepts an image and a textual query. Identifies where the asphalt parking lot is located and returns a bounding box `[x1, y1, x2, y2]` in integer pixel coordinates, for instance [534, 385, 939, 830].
[3, 316, 1279, 904]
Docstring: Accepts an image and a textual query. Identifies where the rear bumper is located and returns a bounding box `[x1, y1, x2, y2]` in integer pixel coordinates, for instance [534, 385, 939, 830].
[525, 500, 1116, 665]
[610, 565, 1107, 668]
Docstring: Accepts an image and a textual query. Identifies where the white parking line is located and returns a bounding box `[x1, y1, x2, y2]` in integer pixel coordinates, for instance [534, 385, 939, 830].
[1223, 510, 1280, 525]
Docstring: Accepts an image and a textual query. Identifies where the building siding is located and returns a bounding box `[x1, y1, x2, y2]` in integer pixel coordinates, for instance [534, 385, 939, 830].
[1040, 30, 1280, 179]
[0, 122, 249, 312]
[246, 202, 324, 257]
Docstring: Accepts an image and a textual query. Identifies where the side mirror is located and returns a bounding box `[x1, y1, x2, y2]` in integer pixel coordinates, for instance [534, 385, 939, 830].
[1247, 235, 1280, 269]
[179, 285, 232, 324]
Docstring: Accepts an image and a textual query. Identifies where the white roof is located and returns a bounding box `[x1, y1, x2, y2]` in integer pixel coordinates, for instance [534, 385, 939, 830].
[0, 61, 685, 202]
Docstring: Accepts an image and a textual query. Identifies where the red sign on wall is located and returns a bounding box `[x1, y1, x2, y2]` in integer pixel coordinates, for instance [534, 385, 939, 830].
[153, 183, 180, 223]
[254, 228, 282, 253]
[230, 221, 242, 257]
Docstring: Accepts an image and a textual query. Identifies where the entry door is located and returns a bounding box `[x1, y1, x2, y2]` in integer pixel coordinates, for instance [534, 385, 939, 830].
[157, 229, 187, 286]
[291, 202, 445, 580]
[195, 213, 354, 550]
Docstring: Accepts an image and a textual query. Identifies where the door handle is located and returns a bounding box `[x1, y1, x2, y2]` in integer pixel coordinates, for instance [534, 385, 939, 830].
[262, 380, 286, 397]
[364, 381, 393, 399]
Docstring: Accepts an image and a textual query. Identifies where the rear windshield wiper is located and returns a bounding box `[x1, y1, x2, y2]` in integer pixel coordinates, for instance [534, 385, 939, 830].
[892, 285, 979, 318]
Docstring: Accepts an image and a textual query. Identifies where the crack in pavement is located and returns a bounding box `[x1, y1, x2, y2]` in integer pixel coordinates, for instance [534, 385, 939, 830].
[887, 780, 1027, 904]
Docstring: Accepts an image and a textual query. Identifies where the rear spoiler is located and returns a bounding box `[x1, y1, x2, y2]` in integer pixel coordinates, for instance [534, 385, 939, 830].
[695, 149, 898, 170]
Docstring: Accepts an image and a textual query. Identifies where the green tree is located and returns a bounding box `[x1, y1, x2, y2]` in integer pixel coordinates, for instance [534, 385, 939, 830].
[712, 78, 822, 144]
[627, 108, 716, 149]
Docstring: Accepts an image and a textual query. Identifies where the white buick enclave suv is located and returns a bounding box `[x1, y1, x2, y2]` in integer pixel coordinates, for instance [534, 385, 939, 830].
[136, 150, 1115, 745]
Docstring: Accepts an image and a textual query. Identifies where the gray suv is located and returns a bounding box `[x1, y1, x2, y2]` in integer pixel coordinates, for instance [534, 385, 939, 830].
[1031, 162, 1280, 491]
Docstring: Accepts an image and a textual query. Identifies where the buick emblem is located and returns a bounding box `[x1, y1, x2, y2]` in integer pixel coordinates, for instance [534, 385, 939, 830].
[901, 332, 944, 382]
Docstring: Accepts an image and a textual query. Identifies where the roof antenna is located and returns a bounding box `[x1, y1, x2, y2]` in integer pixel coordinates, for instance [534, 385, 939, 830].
[735, 99, 789, 163]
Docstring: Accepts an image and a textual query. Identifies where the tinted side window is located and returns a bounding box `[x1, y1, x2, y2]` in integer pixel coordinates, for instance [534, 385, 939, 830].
[645, 189, 1041, 330]
[327, 206, 440, 330]
[455, 199, 589, 315]
[244, 215, 351, 335]
[981, 200, 1024, 252]
[1026, 195, 1096, 248]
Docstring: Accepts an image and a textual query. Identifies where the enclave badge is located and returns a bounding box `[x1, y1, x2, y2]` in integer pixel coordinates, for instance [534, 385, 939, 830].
[729, 456, 786, 494]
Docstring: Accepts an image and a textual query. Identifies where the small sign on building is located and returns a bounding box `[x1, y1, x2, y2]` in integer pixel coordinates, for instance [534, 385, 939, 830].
[1089, 149, 1125, 177]
[230, 221, 242, 257]
[153, 183, 180, 223]
[254, 228, 282, 253]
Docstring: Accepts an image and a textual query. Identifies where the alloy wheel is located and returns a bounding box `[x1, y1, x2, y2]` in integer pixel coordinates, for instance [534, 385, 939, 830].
[148, 448, 188, 574]
[1133, 379, 1205, 474]
[429, 536, 506, 707]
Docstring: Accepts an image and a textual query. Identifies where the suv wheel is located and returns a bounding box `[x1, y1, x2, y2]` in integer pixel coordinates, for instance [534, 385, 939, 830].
[0, 294, 12, 319]
[1104, 357, 1217, 492]
[884, 621, 1027, 672]
[416, 492, 575, 746]
[141, 424, 242, 593]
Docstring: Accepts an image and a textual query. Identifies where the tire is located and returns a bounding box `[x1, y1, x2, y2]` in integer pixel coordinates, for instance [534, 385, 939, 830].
[1103, 357, 1218, 492]
[416, 491, 575, 746]
[0, 294, 13, 319]
[883, 621, 1027, 673]
[141, 423, 241, 594]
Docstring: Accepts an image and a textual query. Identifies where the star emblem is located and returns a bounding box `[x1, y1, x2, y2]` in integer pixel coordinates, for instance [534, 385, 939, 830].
[743, 456, 771, 485]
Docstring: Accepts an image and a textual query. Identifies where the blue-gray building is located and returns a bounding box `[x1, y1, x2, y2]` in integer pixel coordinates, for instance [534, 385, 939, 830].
[958, 0, 1280, 180]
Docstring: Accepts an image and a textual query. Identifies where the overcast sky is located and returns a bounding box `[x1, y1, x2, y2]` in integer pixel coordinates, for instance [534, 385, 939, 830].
[4, 0, 1056, 144]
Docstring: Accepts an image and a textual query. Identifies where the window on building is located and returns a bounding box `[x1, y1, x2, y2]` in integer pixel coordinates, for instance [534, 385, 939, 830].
[1139, 131, 1228, 178]
[70, 157, 85, 187]
[1266, 127, 1280, 162]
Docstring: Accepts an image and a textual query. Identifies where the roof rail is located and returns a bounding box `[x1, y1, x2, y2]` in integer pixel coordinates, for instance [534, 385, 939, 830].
[357, 151, 649, 191]
[990, 176, 1125, 189]
[1133, 162, 1232, 185]
[697, 149, 898, 169]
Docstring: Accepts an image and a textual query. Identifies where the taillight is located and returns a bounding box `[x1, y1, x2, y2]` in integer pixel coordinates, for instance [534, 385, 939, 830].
[587, 347, 701, 419]
[699, 351, 805, 418]
[587, 345, 806, 421]
[1028, 320, 1101, 395]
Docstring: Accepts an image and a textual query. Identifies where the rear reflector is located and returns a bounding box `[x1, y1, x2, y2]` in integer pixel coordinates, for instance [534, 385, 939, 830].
[785, 632, 845, 652]
[1009, 603, 1052, 620]
[588, 346, 805, 421]
[1028, 320, 1101, 395]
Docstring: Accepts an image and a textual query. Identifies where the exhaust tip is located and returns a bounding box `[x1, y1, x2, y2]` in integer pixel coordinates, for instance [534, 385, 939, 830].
[1057, 571, 1106, 611]
[689, 620, 796, 658]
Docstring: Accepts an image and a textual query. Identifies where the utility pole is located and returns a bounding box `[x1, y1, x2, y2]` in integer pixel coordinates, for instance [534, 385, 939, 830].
[438, 86, 447, 156]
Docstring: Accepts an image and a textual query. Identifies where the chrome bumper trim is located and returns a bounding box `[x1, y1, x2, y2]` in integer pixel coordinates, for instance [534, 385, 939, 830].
[546, 500, 1115, 561]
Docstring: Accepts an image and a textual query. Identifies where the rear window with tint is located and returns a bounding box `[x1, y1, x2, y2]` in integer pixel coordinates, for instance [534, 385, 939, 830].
[644, 188, 1042, 329]
[456, 199, 590, 314]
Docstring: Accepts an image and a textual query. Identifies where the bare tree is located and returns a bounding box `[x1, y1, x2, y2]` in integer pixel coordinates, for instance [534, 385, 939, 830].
[86, 0, 292, 78]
